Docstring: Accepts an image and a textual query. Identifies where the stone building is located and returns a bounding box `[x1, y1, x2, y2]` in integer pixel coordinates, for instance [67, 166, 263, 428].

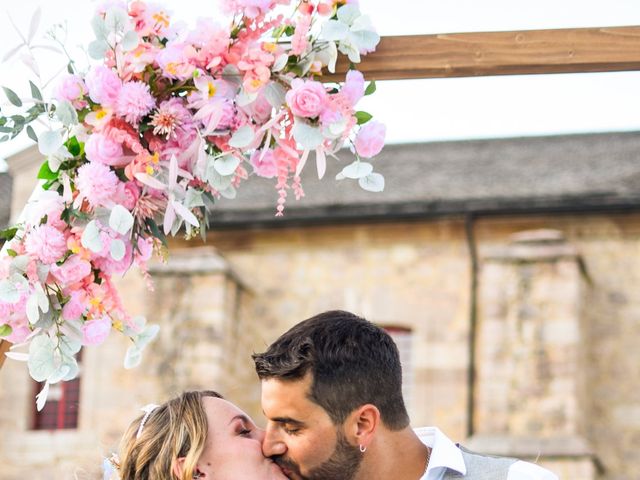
[1, 131, 639, 479]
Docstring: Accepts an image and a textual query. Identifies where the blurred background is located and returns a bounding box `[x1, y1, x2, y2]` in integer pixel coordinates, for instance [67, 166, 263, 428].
[1, 1, 640, 478]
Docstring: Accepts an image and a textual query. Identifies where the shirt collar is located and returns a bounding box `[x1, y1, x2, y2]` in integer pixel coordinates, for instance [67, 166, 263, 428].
[414, 426, 467, 476]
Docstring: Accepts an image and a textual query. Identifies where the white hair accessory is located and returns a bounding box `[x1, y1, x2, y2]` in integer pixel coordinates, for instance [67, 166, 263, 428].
[136, 403, 160, 439]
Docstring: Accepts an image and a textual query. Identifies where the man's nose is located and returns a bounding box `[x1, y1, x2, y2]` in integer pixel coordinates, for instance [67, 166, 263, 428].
[262, 424, 287, 457]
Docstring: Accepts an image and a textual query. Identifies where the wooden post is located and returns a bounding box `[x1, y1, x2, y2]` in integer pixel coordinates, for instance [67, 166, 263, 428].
[0, 340, 10, 369]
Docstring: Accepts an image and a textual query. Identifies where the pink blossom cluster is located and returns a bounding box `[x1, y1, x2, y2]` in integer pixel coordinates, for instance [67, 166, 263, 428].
[0, 0, 385, 393]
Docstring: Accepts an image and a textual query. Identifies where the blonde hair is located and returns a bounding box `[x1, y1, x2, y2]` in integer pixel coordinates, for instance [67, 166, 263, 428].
[118, 390, 222, 480]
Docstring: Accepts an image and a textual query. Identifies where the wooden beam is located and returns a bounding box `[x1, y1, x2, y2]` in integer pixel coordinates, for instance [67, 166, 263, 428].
[324, 26, 640, 81]
[0, 340, 10, 370]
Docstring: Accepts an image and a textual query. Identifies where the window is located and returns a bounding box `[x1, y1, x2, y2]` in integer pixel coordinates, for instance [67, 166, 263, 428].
[31, 353, 82, 430]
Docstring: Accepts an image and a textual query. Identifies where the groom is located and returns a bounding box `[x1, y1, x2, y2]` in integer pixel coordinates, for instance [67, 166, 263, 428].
[252, 310, 558, 480]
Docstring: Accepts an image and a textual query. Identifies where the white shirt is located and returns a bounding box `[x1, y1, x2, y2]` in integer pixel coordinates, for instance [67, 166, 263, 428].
[415, 427, 559, 480]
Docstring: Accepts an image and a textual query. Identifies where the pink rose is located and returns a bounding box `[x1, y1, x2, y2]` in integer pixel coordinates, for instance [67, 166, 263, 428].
[116, 181, 140, 211]
[54, 74, 87, 108]
[82, 316, 111, 345]
[62, 290, 87, 321]
[85, 133, 125, 166]
[250, 149, 278, 178]
[285, 79, 328, 118]
[85, 65, 122, 107]
[354, 121, 386, 158]
[50, 255, 92, 285]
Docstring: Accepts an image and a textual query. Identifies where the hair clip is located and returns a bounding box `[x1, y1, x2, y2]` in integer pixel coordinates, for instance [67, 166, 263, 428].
[136, 403, 160, 439]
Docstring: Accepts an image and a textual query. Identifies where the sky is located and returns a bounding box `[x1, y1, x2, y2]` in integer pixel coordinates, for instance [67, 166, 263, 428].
[1, 0, 640, 169]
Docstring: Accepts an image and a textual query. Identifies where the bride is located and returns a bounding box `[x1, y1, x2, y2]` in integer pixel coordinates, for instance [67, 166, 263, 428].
[107, 390, 287, 480]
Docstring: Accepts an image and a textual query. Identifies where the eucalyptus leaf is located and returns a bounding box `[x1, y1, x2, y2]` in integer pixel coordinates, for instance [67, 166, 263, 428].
[105, 7, 129, 33]
[88, 39, 109, 60]
[205, 161, 234, 191]
[213, 155, 240, 176]
[29, 80, 43, 101]
[358, 172, 385, 192]
[124, 345, 142, 369]
[55, 100, 78, 126]
[26, 125, 38, 143]
[341, 161, 373, 179]
[109, 204, 134, 235]
[228, 125, 254, 148]
[28, 335, 56, 382]
[110, 238, 126, 261]
[219, 185, 237, 200]
[38, 130, 64, 156]
[264, 81, 286, 108]
[121, 29, 139, 51]
[81, 220, 103, 253]
[28, 7, 42, 43]
[292, 122, 324, 150]
[2, 87, 22, 107]
[0, 279, 21, 304]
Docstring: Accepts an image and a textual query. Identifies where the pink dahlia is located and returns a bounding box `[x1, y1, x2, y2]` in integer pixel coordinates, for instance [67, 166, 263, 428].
[24, 224, 68, 265]
[76, 162, 120, 209]
[116, 81, 156, 125]
[149, 98, 193, 139]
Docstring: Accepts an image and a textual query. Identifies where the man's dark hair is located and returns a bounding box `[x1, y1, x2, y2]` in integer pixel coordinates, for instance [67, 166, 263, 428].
[252, 310, 410, 430]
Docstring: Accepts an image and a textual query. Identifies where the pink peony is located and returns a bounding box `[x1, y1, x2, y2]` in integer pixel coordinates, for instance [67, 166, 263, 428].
[24, 225, 68, 265]
[81, 316, 111, 345]
[286, 79, 328, 118]
[76, 162, 120, 209]
[341, 70, 365, 107]
[116, 81, 156, 125]
[85, 65, 122, 107]
[54, 73, 87, 108]
[250, 149, 278, 178]
[354, 120, 386, 158]
[62, 290, 87, 321]
[85, 132, 125, 166]
[50, 255, 92, 285]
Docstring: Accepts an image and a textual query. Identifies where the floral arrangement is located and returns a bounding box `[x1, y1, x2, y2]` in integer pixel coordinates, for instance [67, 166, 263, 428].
[0, 0, 384, 408]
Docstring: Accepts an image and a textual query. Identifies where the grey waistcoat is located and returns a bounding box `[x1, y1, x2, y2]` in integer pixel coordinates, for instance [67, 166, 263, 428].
[443, 446, 517, 480]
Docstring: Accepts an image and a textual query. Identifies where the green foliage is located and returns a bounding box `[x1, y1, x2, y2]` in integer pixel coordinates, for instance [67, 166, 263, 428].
[2, 86, 22, 107]
[355, 111, 373, 125]
[364, 80, 377, 96]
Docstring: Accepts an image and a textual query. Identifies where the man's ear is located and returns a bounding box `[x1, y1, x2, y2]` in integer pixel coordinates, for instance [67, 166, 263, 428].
[345, 404, 380, 449]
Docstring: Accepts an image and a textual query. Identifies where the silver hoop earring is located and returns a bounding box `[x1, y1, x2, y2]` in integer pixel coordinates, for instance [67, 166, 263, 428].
[359, 444, 367, 453]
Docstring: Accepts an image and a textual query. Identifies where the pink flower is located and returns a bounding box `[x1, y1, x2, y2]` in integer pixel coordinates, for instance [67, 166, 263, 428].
[62, 290, 87, 321]
[82, 316, 111, 345]
[54, 74, 87, 109]
[354, 120, 386, 158]
[286, 79, 328, 118]
[221, 0, 276, 18]
[85, 132, 125, 166]
[250, 149, 278, 178]
[135, 237, 154, 263]
[116, 81, 155, 125]
[76, 162, 120, 209]
[149, 98, 193, 139]
[50, 255, 92, 285]
[291, 14, 311, 56]
[115, 181, 140, 211]
[156, 42, 197, 81]
[85, 65, 122, 107]
[341, 70, 365, 107]
[24, 225, 68, 265]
